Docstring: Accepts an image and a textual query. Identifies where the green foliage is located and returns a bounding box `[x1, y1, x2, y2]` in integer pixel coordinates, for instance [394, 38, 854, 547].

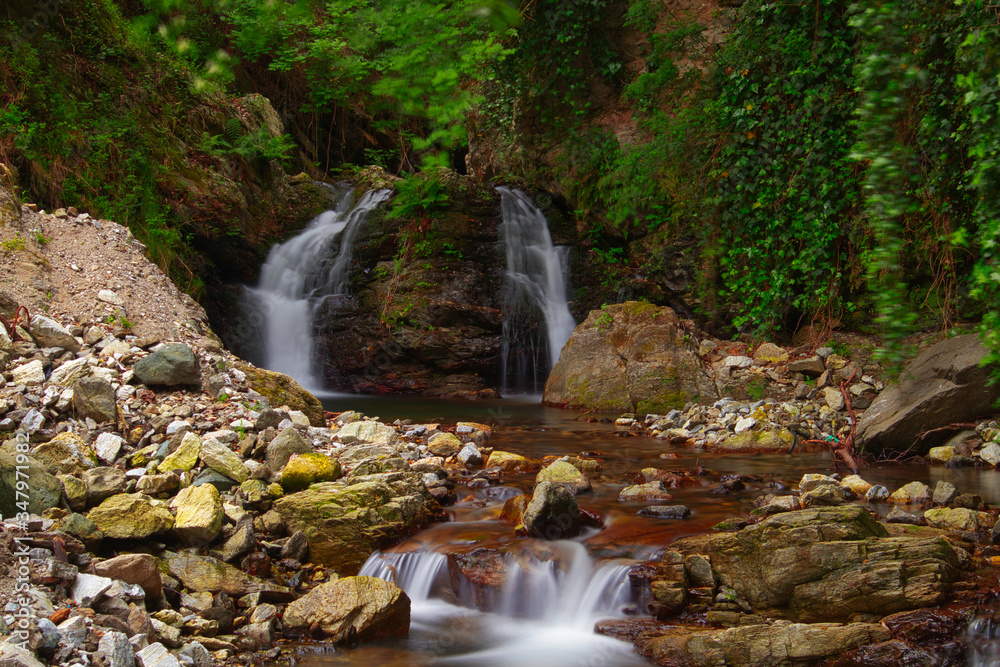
[34, 231, 49, 246]
[388, 170, 451, 219]
[1, 236, 26, 253]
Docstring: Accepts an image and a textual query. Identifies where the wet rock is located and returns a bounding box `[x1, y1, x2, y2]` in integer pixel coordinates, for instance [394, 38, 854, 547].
[273, 474, 444, 573]
[87, 493, 175, 539]
[953, 492, 983, 510]
[619, 482, 673, 502]
[457, 443, 483, 466]
[171, 484, 224, 543]
[638, 505, 691, 519]
[94, 553, 162, 598]
[637, 622, 890, 667]
[73, 377, 117, 422]
[280, 452, 342, 492]
[713, 429, 795, 453]
[923, 507, 989, 532]
[799, 474, 838, 492]
[264, 427, 311, 472]
[932, 481, 958, 506]
[887, 481, 930, 505]
[30, 315, 81, 352]
[801, 484, 849, 507]
[543, 302, 716, 413]
[282, 576, 410, 643]
[927, 445, 954, 463]
[499, 495, 529, 524]
[707, 506, 964, 620]
[865, 485, 889, 503]
[885, 507, 923, 525]
[522, 481, 581, 540]
[535, 459, 591, 494]
[484, 450, 531, 471]
[839, 475, 872, 498]
[856, 334, 1000, 454]
[427, 432, 462, 457]
[133, 343, 201, 387]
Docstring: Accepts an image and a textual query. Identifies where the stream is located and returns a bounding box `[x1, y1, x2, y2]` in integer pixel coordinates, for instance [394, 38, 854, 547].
[281, 395, 1000, 667]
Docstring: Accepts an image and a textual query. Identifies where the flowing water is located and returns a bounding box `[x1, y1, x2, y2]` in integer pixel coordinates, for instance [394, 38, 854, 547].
[497, 187, 575, 394]
[288, 395, 1000, 666]
[244, 186, 391, 393]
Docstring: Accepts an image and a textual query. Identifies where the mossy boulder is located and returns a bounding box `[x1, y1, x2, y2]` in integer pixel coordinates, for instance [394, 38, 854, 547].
[485, 450, 533, 471]
[281, 452, 342, 492]
[171, 484, 224, 543]
[713, 429, 799, 453]
[0, 440, 63, 516]
[535, 459, 591, 495]
[543, 302, 716, 413]
[87, 493, 175, 539]
[162, 551, 292, 597]
[238, 364, 324, 427]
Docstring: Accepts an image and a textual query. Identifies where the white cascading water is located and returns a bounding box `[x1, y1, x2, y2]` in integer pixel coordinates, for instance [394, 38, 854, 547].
[968, 615, 1000, 666]
[497, 187, 575, 394]
[359, 541, 645, 666]
[245, 186, 391, 393]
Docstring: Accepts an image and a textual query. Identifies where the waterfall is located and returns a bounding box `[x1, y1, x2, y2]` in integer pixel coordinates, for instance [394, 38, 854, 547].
[497, 187, 575, 394]
[968, 614, 1000, 666]
[245, 185, 391, 392]
[360, 542, 634, 626]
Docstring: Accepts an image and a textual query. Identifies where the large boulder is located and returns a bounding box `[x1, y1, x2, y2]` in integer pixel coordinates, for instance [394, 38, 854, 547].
[87, 493, 175, 539]
[543, 302, 716, 413]
[282, 576, 410, 643]
[522, 481, 581, 539]
[706, 506, 965, 620]
[134, 343, 201, 387]
[280, 452, 342, 492]
[856, 335, 1000, 454]
[265, 427, 311, 472]
[273, 472, 445, 574]
[238, 364, 324, 426]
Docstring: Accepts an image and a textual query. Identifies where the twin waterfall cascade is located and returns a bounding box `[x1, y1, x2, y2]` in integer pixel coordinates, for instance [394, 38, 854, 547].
[497, 187, 576, 394]
[246, 186, 391, 392]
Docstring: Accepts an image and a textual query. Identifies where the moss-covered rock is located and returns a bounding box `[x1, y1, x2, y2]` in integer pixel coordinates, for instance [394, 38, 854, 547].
[171, 484, 224, 543]
[535, 459, 592, 494]
[280, 452, 342, 492]
[87, 493, 175, 539]
[238, 364, 324, 426]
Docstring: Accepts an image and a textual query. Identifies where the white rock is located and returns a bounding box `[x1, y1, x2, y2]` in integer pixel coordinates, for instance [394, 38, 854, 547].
[288, 411, 310, 429]
[71, 572, 114, 606]
[165, 420, 189, 436]
[0, 323, 12, 350]
[49, 357, 91, 386]
[99, 631, 135, 667]
[13, 360, 46, 386]
[734, 417, 756, 433]
[724, 355, 753, 368]
[57, 615, 88, 648]
[56, 388, 74, 411]
[91, 366, 118, 383]
[42, 386, 61, 407]
[0, 643, 45, 667]
[95, 433, 124, 464]
[205, 430, 237, 445]
[229, 419, 254, 430]
[136, 643, 180, 667]
[30, 314, 81, 352]
[98, 290, 124, 306]
[799, 473, 839, 492]
[979, 443, 1000, 466]
[823, 386, 845, 411]
[458, 443, 483, 466]
[117, 385, 137, 401]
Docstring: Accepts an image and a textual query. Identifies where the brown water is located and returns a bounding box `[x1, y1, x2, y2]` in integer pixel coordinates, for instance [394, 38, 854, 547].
[292, 395, 1000, 667]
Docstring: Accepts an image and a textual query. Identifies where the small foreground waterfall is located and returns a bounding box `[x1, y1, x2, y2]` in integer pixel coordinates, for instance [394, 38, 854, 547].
[245, 186, 391, 392]
[969, 614, 1000, 666]
[497, 187, 575, 394]
[356, 541, 647, 666]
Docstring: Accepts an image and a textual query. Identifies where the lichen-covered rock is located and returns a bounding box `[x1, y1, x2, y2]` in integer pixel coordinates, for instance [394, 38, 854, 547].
[0, 439, 63, 516]
[88, 493, 174, 539]
[535, 459, 591, 494]
[485, 450, 532, 471]
[619, 482, 673, 502]
[280, 452, 342, 492]
[706, 506, 965, 621]
[282, 576, 410, 643]
[134, 343, 201, 386]
[238, 364, 324, 426]
[273, 472, 445, 574]
[161, 552, 292, 597]
[427, 432, 461, 457]
[543, 302, 716, 413]
[159, 432, 201, 473]
[171, 484, 224, 543]
[199, 438, 248, 483]
[713, 429, 799, 453]
[32, 432, 97, 475]
[923, 507, 991, 532]
[887, 481, 931, 505]
[522, 481, 581, 540]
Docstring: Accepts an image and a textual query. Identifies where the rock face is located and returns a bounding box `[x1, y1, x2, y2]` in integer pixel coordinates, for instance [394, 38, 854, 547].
[282, 576, 410, 643]
[522, 481, 581, 539]
[707, 506, 964, 620]
[273, 472, 445, 574]
[543, 302, 715, 413]
[856, 335, 1000, 453]
[134, 344, 202, 387]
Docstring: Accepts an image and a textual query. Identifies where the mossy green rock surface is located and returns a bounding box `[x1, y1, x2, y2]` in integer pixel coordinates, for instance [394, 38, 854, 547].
[543, 302, 716, 413]
[280, 452, 342, 492]
[238, 364, 324, 427]
[162, 551, 293, 597]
